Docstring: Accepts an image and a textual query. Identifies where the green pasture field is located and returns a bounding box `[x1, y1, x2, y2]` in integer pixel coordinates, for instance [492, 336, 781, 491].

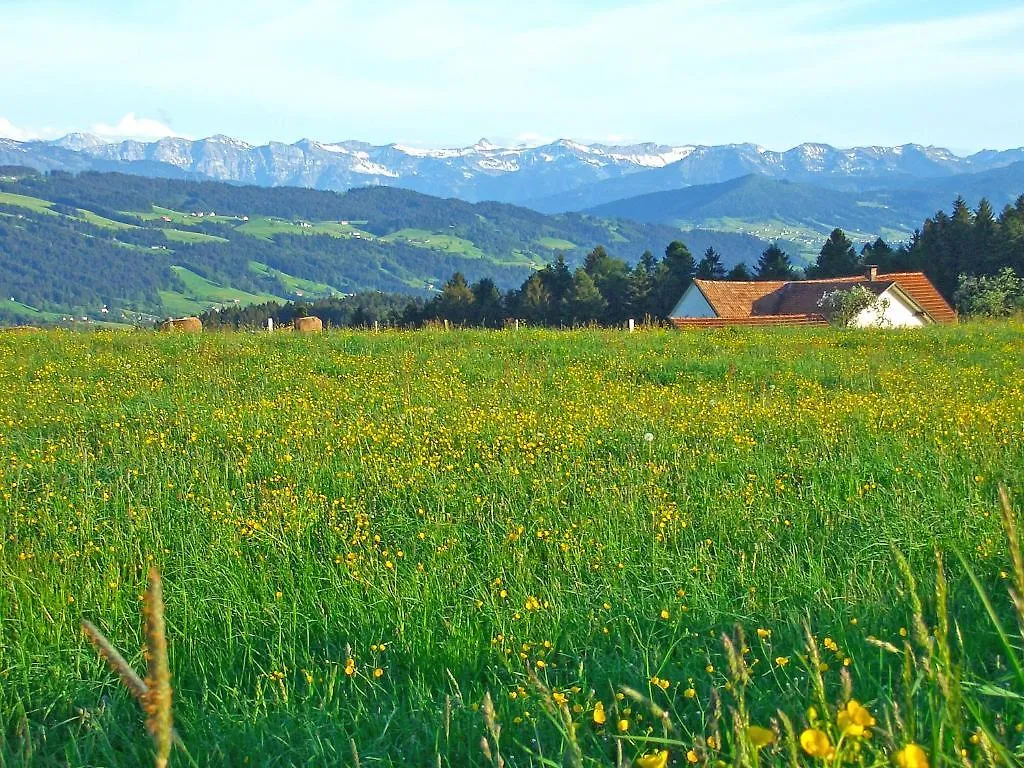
[1, 324, 1023, 767]
[247, 261, 341, 299]
[161, 229, 229, 245]
[382, 228, 487, 258]
[0, 191, 59, 215]
[157, 266, 282, 317]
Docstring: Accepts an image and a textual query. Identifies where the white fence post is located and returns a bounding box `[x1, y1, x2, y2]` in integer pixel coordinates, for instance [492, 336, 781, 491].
[267, 317, 274, 333]
[628, 318, 635, 333]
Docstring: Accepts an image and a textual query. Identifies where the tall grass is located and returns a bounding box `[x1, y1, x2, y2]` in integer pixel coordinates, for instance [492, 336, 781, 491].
[0, 323, 1022, 766]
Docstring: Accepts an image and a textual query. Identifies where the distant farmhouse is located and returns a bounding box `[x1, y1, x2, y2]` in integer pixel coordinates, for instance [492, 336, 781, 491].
[670, 267, 956, 328]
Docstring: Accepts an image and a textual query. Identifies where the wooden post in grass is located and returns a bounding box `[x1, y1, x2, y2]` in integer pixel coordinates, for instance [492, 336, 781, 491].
[628, 318, 635, 333]
[266, 318, 274, 333]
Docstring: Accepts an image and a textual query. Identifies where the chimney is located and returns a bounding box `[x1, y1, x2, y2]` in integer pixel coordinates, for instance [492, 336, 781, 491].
[865, 264, 878, 282]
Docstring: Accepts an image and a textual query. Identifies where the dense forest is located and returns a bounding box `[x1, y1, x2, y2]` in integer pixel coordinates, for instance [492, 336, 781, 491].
[2, 166, 1022, 326]
[0, 170, 771, 323]
[204, 194, 1024, 329]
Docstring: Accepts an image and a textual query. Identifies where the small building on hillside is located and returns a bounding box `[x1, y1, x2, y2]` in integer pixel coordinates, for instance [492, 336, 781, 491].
[669, 267, 956, 328]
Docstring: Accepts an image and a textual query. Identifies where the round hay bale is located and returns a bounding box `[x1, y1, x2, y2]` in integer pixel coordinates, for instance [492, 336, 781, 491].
[158, 316, 203, 333]
[294, 315, 323, 333]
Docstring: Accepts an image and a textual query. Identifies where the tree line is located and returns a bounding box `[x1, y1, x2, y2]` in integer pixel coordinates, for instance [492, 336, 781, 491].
[202, 193, 1024, 329]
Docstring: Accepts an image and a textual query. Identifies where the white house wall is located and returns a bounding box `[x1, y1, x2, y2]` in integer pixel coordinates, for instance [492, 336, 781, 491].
[851, 287, 927, 328]
[669, 284, 716, 318]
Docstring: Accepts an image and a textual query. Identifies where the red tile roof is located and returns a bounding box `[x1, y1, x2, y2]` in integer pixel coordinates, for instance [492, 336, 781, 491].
[684, 272, 956, 326]
[692, 280, 786, 317]
[871, 272, 957, 323]
[672, 314, 828, 329]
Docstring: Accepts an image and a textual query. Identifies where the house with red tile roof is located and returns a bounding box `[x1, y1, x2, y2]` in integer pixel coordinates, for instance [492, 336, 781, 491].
[669, 267, 956, 329]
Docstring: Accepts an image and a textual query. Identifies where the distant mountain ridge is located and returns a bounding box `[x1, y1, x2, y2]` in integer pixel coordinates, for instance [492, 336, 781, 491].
[2, 133, 1022, 207]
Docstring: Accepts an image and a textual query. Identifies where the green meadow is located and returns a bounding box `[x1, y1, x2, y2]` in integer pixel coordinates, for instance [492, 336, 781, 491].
[1, 324, 1023, 767]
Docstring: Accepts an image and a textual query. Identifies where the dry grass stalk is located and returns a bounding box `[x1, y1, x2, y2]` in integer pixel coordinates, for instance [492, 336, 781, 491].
[143, 567, 173, 768]
[997, 484, 1024, 631]
[81, 565, 177, 768]
[480, 691, 504, 768]
[81, 619, 149, 702]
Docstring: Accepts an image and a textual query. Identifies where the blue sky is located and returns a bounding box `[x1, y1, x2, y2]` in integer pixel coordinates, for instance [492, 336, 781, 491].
[1, 0, 1022, 152]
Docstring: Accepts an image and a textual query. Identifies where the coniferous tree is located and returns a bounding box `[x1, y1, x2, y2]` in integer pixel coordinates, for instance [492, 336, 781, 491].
[756, 244, 797, 280]
[653, 240, 696, 316]
[517, 272, 551, 326]
[583, 245, 630, 324]
[696, 247, 727, 280]
[567, 269, 606, 324]
[861, 238, 896, 271]
[539, 254, 573, 324]
[973, 198, 999, 275]
[470, 277, 504, 327]
[435, 272, 475, 325]
[808, 228, 860, 278]
[626, 251, 657, 319]
[726, 262, 753, 281]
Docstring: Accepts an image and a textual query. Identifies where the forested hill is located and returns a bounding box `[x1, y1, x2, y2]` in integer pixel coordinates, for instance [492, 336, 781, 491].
[0, 170, 768, 324]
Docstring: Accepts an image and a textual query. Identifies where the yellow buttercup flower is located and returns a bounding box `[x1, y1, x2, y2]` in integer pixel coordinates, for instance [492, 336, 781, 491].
[592, 701, 606, 726]
[800, 729, 834, 759]
[633, 749, 668, 768]
[837, 699, 875, 737]
[895, 743, 929, 768]
[747, 725, 776, 748]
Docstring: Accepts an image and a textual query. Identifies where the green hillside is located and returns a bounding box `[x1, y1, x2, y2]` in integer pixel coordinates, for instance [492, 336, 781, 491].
[587, 175, 920, 260]
[586, 167, 1024, 262]
[0, 171, 772, 324]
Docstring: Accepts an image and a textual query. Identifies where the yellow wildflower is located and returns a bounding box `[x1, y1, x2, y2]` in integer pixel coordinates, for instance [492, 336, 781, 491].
[634, 750, 668, 768]
[800, 729, 834, 759]
[747, 725, 776, 748]
[837, 699, 875, 737]
[592, 701, 606, 726]
[895, 743, 929, 768]
[618, 718, 630, 732]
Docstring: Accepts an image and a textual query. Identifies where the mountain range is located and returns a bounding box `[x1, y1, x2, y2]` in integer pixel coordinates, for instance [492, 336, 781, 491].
[3, 133, 1023, 210]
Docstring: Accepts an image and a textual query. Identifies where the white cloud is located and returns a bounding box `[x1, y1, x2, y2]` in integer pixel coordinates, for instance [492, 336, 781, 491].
[511, 132, 554, 147]
[0, 117, 65, 142]
[89, 113, 189, 140]
[0, 117, 36, 141]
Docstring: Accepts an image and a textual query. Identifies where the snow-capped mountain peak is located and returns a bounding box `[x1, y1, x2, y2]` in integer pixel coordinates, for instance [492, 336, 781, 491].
[5, 133, 1022, 209]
